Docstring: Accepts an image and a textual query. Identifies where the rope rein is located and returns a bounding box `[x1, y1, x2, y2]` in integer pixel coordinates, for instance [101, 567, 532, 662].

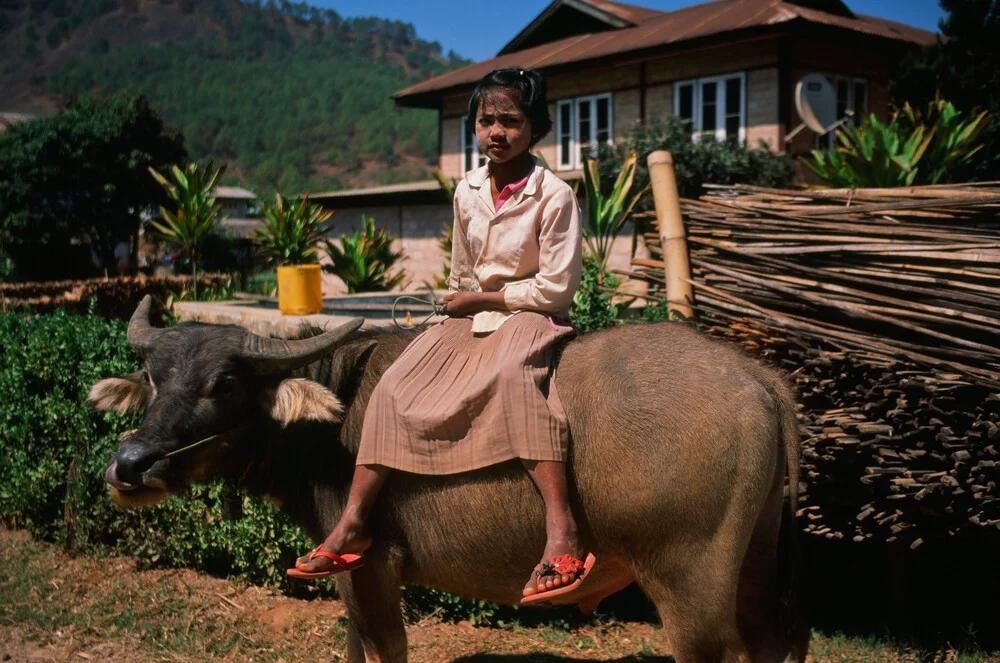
[391, 289, 449, 329]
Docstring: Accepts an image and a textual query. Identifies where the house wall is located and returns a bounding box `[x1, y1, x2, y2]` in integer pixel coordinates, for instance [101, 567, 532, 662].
[785, 36, 896, 156]
[645, 39, 780, 84]
[433, 34, 902, 179]
[746, 67, 781, 150]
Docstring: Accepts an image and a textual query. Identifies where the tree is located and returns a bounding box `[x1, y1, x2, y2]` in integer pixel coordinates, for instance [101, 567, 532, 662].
[148, 161, 226, 300]
[0, 92, 186, 282]
[891, 0, 1000, 180]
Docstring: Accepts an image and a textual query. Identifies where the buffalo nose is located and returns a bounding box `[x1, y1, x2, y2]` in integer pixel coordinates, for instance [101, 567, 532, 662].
[115, 442, 158, 485]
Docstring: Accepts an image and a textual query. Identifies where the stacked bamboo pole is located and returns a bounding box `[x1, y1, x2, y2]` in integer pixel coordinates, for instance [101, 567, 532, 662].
[627, 183, 1000, 546]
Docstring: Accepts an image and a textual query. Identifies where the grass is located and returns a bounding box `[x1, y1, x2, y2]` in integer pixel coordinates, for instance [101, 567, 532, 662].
[0, 533, 348, 662]
[1, 529, 998, 662]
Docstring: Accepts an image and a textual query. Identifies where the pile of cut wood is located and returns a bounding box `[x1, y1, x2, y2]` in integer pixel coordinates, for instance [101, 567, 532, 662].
[627, 183, 1000, 546]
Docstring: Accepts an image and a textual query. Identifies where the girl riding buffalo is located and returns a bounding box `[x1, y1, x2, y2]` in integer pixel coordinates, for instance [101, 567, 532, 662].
[289, 67, 592, 603]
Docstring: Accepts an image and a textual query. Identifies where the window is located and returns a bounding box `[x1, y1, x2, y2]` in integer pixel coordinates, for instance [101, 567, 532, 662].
[555, 93, 613, 171]
[674, 73, 745, 142]
[461, 116, 488, 173]
[816, 76, 868, 150]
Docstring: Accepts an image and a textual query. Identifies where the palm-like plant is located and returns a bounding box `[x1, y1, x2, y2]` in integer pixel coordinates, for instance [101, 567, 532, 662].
[324, 216, 407, 293]
[254, 193, 335, 266]
[148, 161, 226, 300]
[581, 151, 650, 269]
[805, 97, 993, 187]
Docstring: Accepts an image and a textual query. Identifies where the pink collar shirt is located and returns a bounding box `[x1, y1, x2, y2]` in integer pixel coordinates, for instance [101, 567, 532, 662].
[447, 159, 583, 332]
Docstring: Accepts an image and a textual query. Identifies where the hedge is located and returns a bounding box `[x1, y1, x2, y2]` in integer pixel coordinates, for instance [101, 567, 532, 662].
[0, 274, 232, 322]
[0, 307, 309, 586]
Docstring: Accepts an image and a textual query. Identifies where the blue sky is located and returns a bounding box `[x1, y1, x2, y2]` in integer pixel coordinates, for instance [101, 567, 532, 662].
[311, 0, 945, 62]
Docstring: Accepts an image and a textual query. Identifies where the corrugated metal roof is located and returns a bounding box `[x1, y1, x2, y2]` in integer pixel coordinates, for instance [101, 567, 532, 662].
[312, 180, 442, 199]
[587, 0, 667, 25]
[213, 186, 257, 199]
[394, 0, 936, 105]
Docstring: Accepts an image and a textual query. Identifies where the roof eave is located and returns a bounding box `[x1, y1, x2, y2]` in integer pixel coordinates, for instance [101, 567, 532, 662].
[394, 23, 796, 109]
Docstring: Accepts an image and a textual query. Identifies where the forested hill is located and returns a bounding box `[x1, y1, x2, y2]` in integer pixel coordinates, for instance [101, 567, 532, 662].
[0, 0, 470, 193]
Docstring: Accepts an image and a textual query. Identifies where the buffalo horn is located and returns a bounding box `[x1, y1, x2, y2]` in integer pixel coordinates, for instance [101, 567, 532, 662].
[240, 317, 365, 374]
[127, 295, 165, 354]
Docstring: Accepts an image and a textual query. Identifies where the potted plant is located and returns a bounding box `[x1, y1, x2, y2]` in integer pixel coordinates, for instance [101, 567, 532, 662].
[254, 193, 335, 315]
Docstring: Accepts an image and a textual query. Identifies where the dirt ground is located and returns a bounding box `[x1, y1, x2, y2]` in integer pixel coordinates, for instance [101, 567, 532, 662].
[0, 528, 995, 663]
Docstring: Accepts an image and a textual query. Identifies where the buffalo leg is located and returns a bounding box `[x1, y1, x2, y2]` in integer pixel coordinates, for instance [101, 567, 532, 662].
[336, 560, 407, 663]
[638, 564, 751, 663]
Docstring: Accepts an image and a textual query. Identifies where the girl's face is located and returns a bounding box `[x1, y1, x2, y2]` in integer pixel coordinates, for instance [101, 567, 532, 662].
[475, 88, 534, 165]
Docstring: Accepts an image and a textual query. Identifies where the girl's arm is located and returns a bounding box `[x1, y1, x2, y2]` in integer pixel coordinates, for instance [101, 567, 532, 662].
[502, 186, 582, 313]
[445, 189, 473, 293]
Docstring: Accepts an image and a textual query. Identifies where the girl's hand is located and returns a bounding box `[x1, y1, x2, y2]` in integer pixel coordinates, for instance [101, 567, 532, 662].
[439, 291, 478, 317]
[439, 291, 507, 317]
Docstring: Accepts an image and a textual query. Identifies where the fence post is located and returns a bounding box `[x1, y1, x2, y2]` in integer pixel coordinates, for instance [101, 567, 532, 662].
[647, 150, 694, 319]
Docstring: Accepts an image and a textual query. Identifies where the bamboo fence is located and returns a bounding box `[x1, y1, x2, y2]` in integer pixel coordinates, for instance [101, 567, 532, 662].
[626, 183, 1000, 547]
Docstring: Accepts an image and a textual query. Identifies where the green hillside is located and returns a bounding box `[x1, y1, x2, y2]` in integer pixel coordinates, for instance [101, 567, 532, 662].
[0, 0, 469, 193]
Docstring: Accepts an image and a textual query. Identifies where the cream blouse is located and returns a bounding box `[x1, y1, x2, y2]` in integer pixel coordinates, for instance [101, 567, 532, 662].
[446, 160, 583, 332]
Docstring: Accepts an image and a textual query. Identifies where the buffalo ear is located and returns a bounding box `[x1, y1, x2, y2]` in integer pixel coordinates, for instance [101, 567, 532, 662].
[88, 374, 150, 414]
[263, 378, 343, 427]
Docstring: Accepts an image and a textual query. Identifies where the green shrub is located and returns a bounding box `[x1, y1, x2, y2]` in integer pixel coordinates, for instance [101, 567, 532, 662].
[323, 216, 407, 293]
[0, 307, 309, 586]
[570, 254, 620, 332]
[590, 116, 794, 207]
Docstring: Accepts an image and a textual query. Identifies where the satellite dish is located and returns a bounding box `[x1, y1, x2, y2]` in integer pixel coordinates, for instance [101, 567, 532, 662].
[795, 74, 837, 134]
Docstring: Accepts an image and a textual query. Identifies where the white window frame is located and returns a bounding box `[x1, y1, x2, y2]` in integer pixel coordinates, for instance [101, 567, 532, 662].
[816, 75, 868, 150]
[460, 116, 488, 173]
[673, 72, 746, 143]
[555, 92, 613, 171]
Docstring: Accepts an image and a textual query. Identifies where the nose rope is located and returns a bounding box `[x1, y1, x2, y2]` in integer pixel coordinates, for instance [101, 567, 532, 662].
[117, 427, 240, 461]
[391, 288, 448, 330]
[161, 432, 226, 459]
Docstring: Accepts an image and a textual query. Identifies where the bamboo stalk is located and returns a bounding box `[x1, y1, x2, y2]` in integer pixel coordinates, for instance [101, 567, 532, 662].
[647, 150, 694, 319]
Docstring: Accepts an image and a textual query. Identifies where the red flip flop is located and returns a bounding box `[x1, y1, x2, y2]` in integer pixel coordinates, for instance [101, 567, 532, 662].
[286, 545, 365, 579]
[520, 552, 596, 605]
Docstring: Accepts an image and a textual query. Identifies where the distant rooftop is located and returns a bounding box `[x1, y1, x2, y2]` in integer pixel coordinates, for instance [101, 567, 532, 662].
[0, 112, 35, 133]
[214, 186, 257, 200]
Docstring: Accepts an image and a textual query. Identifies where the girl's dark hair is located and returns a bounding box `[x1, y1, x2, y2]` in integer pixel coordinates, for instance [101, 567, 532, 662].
[466, 67, 552, 146]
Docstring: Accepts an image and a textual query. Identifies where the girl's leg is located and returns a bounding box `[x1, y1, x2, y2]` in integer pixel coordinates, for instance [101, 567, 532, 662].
[521, 459, 583, 596]
[296, 463, 391, 573]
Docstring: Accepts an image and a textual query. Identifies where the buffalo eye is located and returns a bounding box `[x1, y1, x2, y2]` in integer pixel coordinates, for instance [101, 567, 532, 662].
[215, 375, 238, 396]
[140, 369, 151, 385]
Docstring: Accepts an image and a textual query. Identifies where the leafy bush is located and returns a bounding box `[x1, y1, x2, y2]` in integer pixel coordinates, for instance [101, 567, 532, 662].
[590, 116, 794, 207]
[0, 92, 187, 281]
[0, 307, 309, 585]
[805, 98, 994, 187]
[323, 216, 407, 293]
[569, 254, 620, 332]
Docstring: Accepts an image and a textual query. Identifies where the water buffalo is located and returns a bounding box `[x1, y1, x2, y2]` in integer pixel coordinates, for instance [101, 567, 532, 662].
[91, 296, 810, 663]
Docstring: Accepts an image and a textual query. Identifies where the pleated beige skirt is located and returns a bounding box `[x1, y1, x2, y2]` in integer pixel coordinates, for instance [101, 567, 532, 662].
[355, 312, 574, 474]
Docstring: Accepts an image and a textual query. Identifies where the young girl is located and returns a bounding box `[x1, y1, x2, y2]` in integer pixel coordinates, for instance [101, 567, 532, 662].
[288, 67, 592, 603]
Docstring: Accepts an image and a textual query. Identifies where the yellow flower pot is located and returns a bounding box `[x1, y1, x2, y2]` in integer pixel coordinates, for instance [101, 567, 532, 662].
[277, 264, 323, 315]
